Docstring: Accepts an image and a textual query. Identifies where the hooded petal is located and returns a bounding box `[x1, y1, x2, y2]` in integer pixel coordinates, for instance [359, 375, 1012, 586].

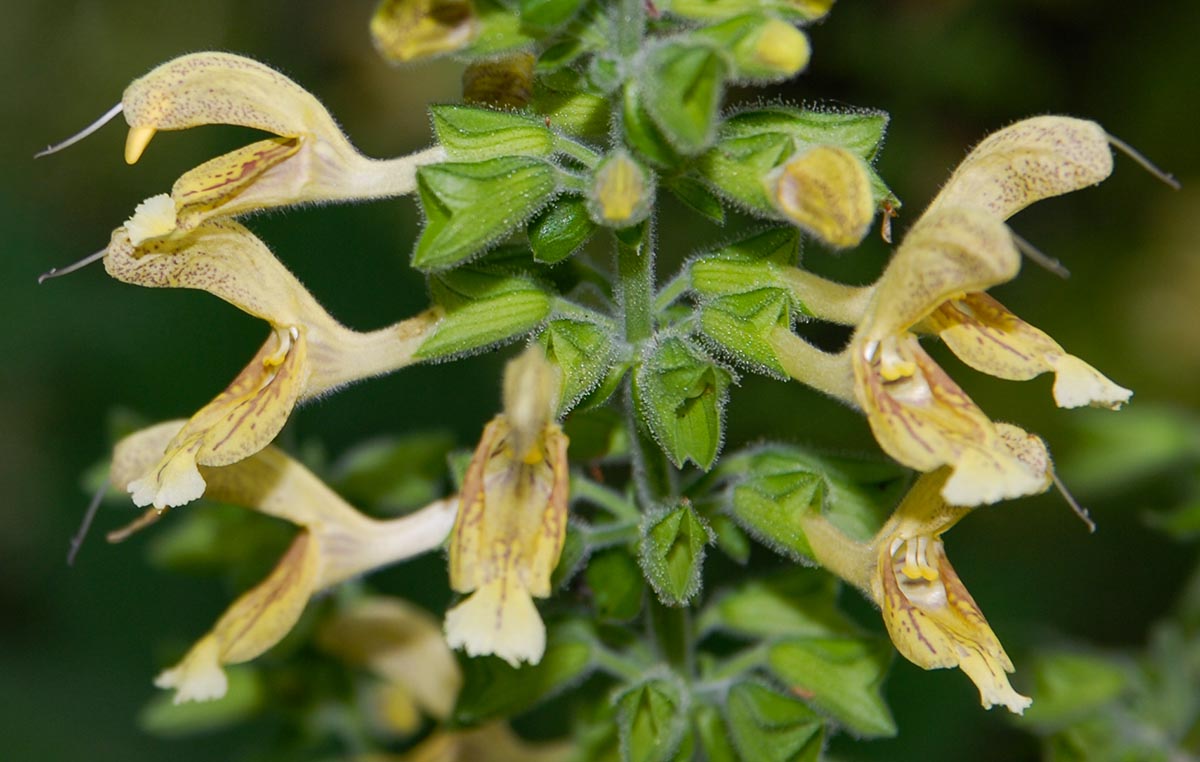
[155, 531, 321, 704]
[104, 221, 320, 326]
[925, 116, 1113, 221]
[860, 206, 1020, 338]
[118, 52, 444, 237]
[122, 52, 343, 154]
[926, 292, 1132, 410]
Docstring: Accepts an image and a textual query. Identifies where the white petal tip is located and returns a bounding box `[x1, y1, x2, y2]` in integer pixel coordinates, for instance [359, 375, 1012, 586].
[444, 581, 546, 668]
[125, 193, 178, 246]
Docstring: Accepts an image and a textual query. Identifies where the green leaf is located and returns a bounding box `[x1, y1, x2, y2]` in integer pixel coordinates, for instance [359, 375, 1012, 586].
[518, 0, 585, 32]
[694, 702, 740, 762]
[586, 548, 645, 621]
[588, 53, 625, 94]
[563, 405, 628, 460]
[413, 156, 558, 270]
[697, 132, 794, 213]
[768, 637, 897, 737]
[642, 43, 727, 155]
[666, 176, 725, 224]
[698, 569, 858, 639]
[139, 668, 263, 737]
[540, 318, 618, 412]
[689, 226, 800, 298]
[614, 673, 689, 762]
[453, 620, 595, 723]
[724, 680, 825, 762]
[430, 105, 555, 161]
[726, 446, 908, 551]
[720, 106, 890, 160]
[634, 338, 733, 470]
[731, 469, 825, 561]
[708, 513, 750, 564]
[468, 0, 539, 56]
[637, 502, 713, 606]
[575, 354, 629, 409]
[417, 267, 552, 359]
[622, 83, 684, 169]
[535, 89, 610, 139]
[528, 196, 598, 264]
[330, 431, 454, 513]
[699, 288, 793, 377]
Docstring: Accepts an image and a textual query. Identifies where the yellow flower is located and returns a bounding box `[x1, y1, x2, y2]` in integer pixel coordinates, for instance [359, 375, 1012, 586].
[371, 0, 479, 63]
[848, 116, 1127, 504]
[444, 346, 569, 667]
[102, 221, 443, 510]
[318, 596, 462, 735]
[44, 52, 444, 242]
[869, 469, 1033, 714]
[107, 421, 458, 704]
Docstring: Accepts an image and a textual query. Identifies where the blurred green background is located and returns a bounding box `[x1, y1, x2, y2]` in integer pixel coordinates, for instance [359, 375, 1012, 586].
[2, 0, 1197, 760]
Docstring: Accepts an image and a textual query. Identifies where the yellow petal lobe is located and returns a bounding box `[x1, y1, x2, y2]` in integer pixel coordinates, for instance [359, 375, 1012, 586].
[156, 532, 320, 704]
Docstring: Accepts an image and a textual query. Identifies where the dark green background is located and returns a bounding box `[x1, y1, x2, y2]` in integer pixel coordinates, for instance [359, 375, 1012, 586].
[2, 1, 1197, 760]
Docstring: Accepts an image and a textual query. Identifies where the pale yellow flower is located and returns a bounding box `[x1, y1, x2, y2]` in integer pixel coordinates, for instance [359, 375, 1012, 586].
[801, 443, 1047, 715]
[43, 52, 443, 241]
[318, 597, 462, 735]
[103, 221, 442, 510]
[848, 116, 1127, 504]
[869, 469, 1033, 714]
[107, 421, 457, 704]
[444, 346, 569, 667]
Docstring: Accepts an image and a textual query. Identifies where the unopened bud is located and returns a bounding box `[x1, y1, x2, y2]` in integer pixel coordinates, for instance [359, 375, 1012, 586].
[766, 145, 874, 248]
[463, 53, 536, 110]
[588, 151, 653, 228]
[371, 0, 478, 63]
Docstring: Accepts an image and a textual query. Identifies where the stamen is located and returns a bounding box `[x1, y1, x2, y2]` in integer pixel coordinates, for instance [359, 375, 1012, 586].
[38, 248, 107, 284]
[66, 481, 107, 566]
[125, 126, 158, 165]
[901, 538, 921, 579]
[34, 103, 124, 159]
[1053, 471, 1096, 533]
[915, 535, 938, 581]
[1108, 134, 1181, 191]
[1011, 232, 1071, 280]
